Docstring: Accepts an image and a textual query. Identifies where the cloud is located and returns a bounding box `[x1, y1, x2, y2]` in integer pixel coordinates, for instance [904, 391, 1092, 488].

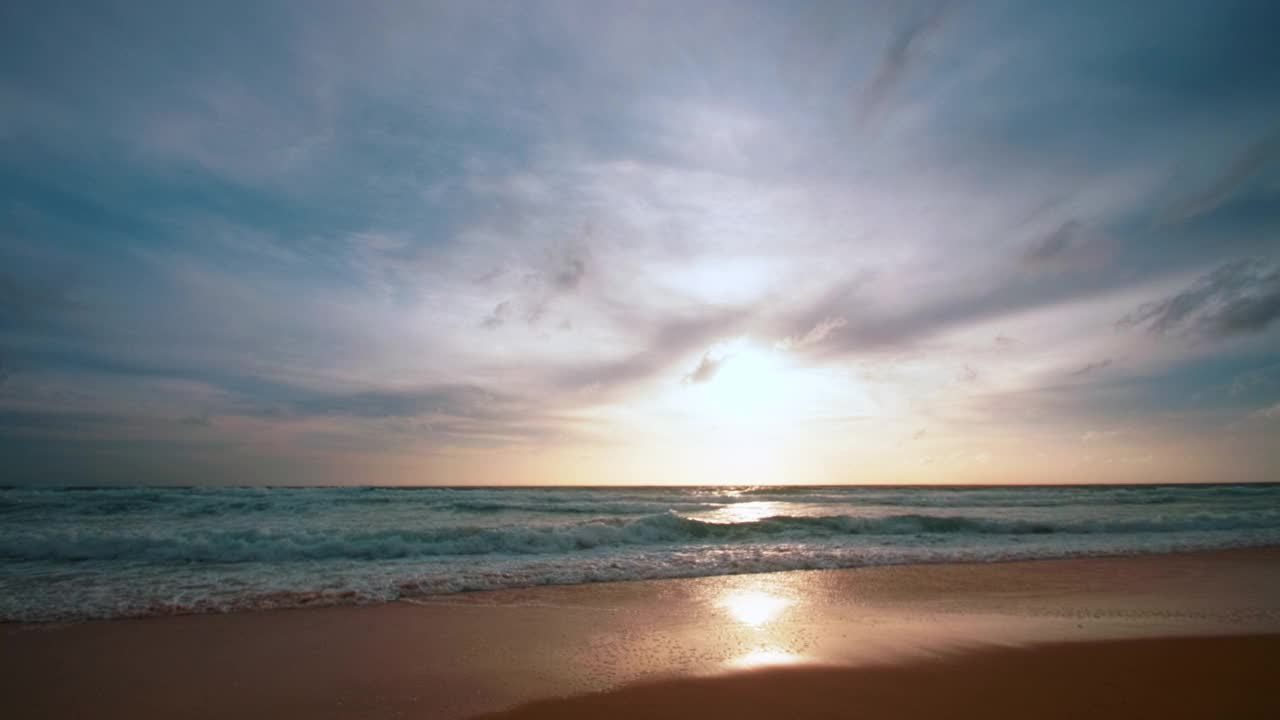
[776, 264, 1127, 357]
[481, 300, 513, 330]
[1161, 123, 1280, 225]
[237, 382, 584, 449]
[1251, 402, 1280, 420]
[1023, 220, 1080, 264]
[1020, 219, 1112, 273]
[857, 2, 948, 126]
[1069, 359, 1112, 377]
[4, 2, 1280, 483]
[480, 243, 591, 328]
[289, 385, 516, 420]
[683, 352, 726, 384]
[551, 306, 749, 395]
[778, 316, 847, 350]
[1118, 259, 1280, 339]
[550, 247, 588, 292]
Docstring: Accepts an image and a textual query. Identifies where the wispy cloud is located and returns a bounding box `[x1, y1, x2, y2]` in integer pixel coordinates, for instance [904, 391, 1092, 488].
[1119, 259, 1280, 339]
[1254, 402, 1280, 420]
[857, 1, 949, 127]
[1069, 359, 1112, 377]
[550, 306, 750, 396]
[1161, 123, 1280, 225]
[778, 316, 848, 350]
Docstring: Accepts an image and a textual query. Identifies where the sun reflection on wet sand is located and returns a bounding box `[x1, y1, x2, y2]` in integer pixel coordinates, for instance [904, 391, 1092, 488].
[720, 589, 793, 627]
[729, 649, 804, 668]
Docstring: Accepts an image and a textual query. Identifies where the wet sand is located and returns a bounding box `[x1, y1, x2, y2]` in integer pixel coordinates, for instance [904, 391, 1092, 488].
[3, 548, 1279, 719]
[478, 635, 1280, 720]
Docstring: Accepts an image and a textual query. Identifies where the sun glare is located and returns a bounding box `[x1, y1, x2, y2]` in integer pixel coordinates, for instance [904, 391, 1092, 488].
[720, 589, 794, 627]
[689, 341, 791, 424]
[699, 500, 785, 524]
[729, 649, 804, 668]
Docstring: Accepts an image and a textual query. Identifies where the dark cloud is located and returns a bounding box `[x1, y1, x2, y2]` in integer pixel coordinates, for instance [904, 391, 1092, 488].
[472, 266, 506, 285]
[553, 306, 749, 394]
[271, 383, 587, 448]
[291, 385, 519, 420]
[857, 2, 948, 126]
[550, 253, 587, 292]
[683, 353, 725, 384]
[1069, 359, 1112, 377]
[1212, 285, 1280, 336]
[525, 245, 591, 324]
[481, 300, 513, 329]
[777, 267, 1107, 357]
[1119, 259, 1280, 339]
[1023, 220, 1080, 264]
[1161, 124, 1280, 225]
[482, 245, 590, 328]
[1021, 220, 1112, 272]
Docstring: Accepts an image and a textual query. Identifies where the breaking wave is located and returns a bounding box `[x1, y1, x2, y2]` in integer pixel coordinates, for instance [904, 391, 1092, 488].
[3, 484, 1279, 621]
[5, 510, 1278, 564]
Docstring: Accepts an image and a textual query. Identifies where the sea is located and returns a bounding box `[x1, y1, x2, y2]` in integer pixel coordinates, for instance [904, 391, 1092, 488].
[2, 484, 1279, 622]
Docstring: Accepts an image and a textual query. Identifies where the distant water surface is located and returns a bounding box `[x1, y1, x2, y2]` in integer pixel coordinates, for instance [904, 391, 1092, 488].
[2, 484, 1278, 621]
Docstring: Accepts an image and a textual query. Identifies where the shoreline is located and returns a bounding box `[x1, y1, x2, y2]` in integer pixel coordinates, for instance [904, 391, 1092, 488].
[4, 547, 1279, 718]
[7, 542, 1280, 626]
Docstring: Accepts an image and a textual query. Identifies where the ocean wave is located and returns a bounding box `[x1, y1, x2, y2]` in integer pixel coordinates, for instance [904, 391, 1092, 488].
[5, 510, 1278, 564]
[6, 531, 1279, 622]
[5, 485, 1280, 622]
[0, 486, 717, 518]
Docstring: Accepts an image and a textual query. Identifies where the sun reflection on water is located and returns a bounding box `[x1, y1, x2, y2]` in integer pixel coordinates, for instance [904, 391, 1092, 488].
[701, 501, 785, 524]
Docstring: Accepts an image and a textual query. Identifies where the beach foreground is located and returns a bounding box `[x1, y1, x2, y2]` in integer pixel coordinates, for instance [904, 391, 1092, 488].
[480, 635, 1280, 720]
[4, 548, 1279, 719]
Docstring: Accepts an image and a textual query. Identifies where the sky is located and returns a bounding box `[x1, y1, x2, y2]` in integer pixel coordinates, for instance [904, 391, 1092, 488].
[1, 0, 1278, 486]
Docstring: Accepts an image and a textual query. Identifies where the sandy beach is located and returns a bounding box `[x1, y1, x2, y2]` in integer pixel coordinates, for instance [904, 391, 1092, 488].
[478, 635, 1280, 719]
[3, 547, 1279, 718]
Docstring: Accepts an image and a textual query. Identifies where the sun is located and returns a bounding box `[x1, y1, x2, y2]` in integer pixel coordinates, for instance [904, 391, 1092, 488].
[689, 339, 791, 425]
[608, 335, 875, 485]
